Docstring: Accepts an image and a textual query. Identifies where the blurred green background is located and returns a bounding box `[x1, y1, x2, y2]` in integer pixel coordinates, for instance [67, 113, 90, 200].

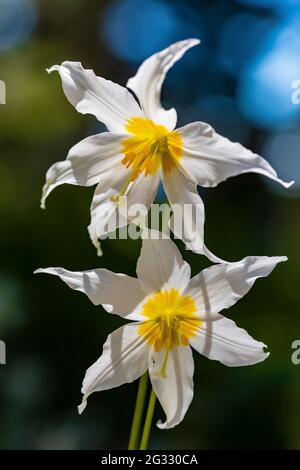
[0, 0, 300, 449]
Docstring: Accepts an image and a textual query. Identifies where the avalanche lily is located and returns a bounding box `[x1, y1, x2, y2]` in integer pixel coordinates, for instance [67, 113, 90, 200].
[40, 39, 293, 260]
[35, 234, 286, 429]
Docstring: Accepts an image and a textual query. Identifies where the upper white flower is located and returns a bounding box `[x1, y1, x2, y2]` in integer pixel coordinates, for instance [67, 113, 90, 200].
[41, 39, 293, 261]
[35, 233, 286, 429]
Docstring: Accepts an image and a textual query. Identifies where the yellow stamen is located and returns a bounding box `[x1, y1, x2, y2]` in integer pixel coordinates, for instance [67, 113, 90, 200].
[121, 117, 182, 181]
[138, 288, 201, 355]
[159, 347, 170, 378]
[110, 177, 132, 203]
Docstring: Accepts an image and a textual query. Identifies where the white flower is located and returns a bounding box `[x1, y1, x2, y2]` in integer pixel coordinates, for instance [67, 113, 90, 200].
[35, 234, 286, 429]
[41, 39, 293, 260]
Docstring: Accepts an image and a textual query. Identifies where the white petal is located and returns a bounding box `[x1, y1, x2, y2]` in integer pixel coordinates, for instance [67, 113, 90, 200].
[190, 316, 269, 367]
[136, 231, 191, 294]
[162, 168, 205, 253]
[79, 324, 149, 413]
[48, 62, 143, 132]
[41, 132, 127, 208]
[163, 168, 227, 262]
[149, 346, 194, 429]
[87, 177, 129, 256]
[125, 172, 160, 211]
[88, 172, 159, 255]
[127, 39, 200, 131]
[200, 244, 228, 264]
[178, 121, 294, 188]
[184, 256, 287, 318]
[34, 267, 146, 320]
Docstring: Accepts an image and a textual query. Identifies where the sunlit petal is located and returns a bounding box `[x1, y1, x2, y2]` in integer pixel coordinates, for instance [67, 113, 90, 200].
[149, 345, 194, 429]
[184, 255, 287, 317]
[127, 39, 200, 130]
[79, 324, 149, 413]
[178, 121, 294, 188]
[41, 132, 127, 208]
[137, 232, 191, 294]
[34, 267, 146, 320]
[190, 316, 268, 367]
[48, 61, 143, 132]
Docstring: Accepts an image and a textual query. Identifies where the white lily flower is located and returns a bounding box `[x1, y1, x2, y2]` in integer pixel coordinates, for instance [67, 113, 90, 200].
[35, 235, 286, 429]
[41, 39, 293, 260]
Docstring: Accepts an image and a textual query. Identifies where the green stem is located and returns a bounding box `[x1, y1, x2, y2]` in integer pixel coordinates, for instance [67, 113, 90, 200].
[128, 373, 148, 450]
[139, 388, 157, 450]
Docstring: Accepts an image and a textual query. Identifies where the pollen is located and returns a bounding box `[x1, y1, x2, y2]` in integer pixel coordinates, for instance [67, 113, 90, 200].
[138, 288, 201, 353]
[121, 117, 182, 181]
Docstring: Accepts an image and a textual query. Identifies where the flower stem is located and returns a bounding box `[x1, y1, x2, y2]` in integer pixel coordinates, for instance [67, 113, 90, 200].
[128, 373, 148, 450]
[139, 387, 157, 450]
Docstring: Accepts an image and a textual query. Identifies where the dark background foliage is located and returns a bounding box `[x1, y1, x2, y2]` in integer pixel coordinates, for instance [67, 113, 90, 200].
[0, 0, 299, 449]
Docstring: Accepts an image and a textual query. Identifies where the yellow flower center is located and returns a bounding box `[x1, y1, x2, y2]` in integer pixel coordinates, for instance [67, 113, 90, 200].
[121, 117, 182, 181]
[138, 288, 201, 356]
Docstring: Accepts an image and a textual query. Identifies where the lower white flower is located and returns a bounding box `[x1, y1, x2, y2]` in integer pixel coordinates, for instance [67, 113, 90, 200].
[35, 235, 286, 429]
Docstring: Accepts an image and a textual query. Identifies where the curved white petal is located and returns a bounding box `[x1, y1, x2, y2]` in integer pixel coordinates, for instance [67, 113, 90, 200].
[41, 132, 127, 208]
[184, 255, 287, 318]
[79, 324, 149, 413]
[136, 232, 191, 294]
[178, 122, 294, 188]
[127, 39, 200, 131]
[34, 267, 146, 320]
[48, 62, 143, 132]
[88, 172, 159, 256]
[200, 244, 228, 264]
[163, 168, 228, 263]
[87, 175, 130, 256]
[162, 167, 205, 254]
[190, 316, 269, 367]
[149, 346, 194, 429]
[125, 171, 160, 217]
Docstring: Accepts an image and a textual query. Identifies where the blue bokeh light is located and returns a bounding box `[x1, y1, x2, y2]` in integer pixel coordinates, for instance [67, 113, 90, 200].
[0, 0, 37, 52]
[236, 0, 300, 14]
[195, 94, 250, 144]
[237, 16, 300, 130]
[101, 0, 195, 64]
[217, 13, 274, 77]
[238, 48, 300, 130]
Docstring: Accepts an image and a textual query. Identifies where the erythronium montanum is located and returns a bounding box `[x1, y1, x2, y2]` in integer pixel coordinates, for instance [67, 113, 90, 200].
[40, 39, 293, 261]
[35, 233, 287, 449]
